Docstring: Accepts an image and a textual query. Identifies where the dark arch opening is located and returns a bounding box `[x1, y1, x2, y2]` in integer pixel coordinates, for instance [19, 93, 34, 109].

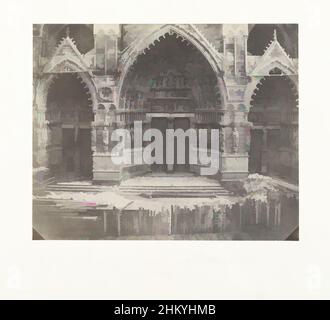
[121, 32, 220, 111]
[46, 73, 94, 180]
[248, 75, 298, 181]
[250, 76, 298, 109]
[120, 32, 222, 173]
[248, 24, 298, 58]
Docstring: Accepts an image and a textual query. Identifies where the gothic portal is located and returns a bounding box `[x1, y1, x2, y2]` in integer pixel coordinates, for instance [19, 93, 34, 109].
[33, 24, 298, 183]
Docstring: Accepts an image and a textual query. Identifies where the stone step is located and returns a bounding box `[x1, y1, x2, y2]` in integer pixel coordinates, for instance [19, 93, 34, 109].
[119, 186, 226, 190]
[121, 191, 231, 197]
[121, 191, 230, 196]
[136, 191, 230, 198]
[118, 186, 232, 197]
[47, 184, 95, 188]
[119, 187, 228, 192]
[46, 185, 107, 193]
[46, 182, 232, 197]
[47, 184, 226, 190]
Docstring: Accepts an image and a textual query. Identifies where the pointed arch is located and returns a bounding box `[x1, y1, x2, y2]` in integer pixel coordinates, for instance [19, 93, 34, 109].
[250, 75, 298, 108]
[36, 71, 97, 112]
[245, 69, 298, 111]
[247, 70, 298, 179]
[38, 34, 98, 110]
[117, 24, 226, 105]
[34, 70, 97, 169]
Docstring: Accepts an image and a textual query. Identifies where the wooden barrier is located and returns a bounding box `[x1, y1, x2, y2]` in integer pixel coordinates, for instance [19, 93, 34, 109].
[101, 195, 298, 237]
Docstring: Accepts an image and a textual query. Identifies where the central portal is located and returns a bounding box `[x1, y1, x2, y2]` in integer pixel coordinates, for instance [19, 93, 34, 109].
[151, 117, 191, 173]
[119, 31, 222, 179]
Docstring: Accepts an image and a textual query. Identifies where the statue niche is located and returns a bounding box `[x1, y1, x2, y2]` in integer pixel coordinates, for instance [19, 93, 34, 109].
[148, 70, 194, 113]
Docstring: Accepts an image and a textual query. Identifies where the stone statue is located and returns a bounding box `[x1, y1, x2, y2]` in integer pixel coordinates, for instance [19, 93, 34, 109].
[176, 76, 181, 88]
[91, 127, 96, 152]
[105, 112, 111, 126]
[103, 126, 109, 148]
[232, 127, 239, 153]
[130, 99, 135, 109]
[219, 127, 225, 152]
[121, 97, 126, 109]
[292, 128, 298, 149]
[162, 74, 167, 88]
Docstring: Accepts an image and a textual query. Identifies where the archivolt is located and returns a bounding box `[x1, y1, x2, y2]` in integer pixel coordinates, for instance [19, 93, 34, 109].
[245, 67, 298, 111]
[117, 24, 227, 105]
[35, 71, 97, 113]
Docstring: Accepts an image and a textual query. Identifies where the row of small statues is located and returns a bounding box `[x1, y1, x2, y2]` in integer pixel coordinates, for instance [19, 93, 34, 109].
[152, 74, 188, 88]
[120, 97, 220, 110]
[95, 125, 240, 153]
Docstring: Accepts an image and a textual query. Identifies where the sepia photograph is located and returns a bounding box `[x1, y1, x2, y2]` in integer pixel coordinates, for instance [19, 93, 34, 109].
[33, 24, 299, 240]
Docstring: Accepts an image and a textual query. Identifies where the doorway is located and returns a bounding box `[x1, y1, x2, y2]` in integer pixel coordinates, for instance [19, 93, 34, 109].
[61, 128, 92, 179]
[150, 117, 191, 173]
[150, 117, 167, 172]
[173, 118, 190, 172]
[79, 128, 92, 178]
[249, 129, 263, 173]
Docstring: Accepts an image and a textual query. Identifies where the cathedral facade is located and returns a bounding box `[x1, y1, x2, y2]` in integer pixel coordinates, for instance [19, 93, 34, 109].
[33, 24, 298, 184]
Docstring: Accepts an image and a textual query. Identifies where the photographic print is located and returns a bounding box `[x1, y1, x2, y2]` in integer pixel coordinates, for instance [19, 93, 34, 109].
[32, 24, 299, 240]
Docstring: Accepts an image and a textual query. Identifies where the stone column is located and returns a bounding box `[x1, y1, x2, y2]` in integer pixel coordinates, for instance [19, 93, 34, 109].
[167, 118, 174, 172]
[34, 76, 54, 169]
[220, 25, 249, 181]
[219, 125, 225, 153]
[244, 122, 252, 154]
[218, 111, 228, 145]
[34, 105, 49, 168]
[91, 122, 97, 153]
[233, 36, 237, 76]
[102, 125, 109, 152]
[261, 127, 268, 173]
[239, 203, 243, 230]
[243, 35, 248, 75]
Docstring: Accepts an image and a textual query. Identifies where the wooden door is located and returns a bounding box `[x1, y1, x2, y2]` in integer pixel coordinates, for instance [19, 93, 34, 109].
[150, 118, 167, 172]
[174, 118, 190, 172]
[249, 129, 263, 173]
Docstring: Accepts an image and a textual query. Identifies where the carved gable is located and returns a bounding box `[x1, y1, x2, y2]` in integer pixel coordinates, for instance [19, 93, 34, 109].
[43, 37, 91, 74]
[250, 32, 297, 76]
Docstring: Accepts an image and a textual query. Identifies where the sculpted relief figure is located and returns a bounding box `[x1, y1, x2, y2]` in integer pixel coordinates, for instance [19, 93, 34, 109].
[232, 127, 239, 153]
[91, 127, 96, 152]
[103, 126, 109, 147]
[219, 127, 225, 152]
